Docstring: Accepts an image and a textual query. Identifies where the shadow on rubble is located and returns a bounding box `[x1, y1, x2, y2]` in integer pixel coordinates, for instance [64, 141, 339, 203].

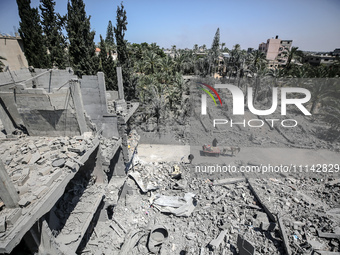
[46, 147, 99, 234]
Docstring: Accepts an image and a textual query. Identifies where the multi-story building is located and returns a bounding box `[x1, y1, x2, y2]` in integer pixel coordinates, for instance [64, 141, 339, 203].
[303, 53, 335, 66]
[258, 35, 293, 68]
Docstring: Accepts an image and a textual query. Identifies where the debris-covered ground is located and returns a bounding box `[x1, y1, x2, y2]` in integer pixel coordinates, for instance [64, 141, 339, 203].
[81, 152, 340, 254]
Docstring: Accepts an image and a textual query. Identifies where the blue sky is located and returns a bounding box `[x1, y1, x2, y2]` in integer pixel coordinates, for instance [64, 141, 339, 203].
[0, 0, 339, 51]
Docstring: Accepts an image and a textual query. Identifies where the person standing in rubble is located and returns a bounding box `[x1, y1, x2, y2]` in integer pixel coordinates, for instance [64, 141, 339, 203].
[188, 154, 194, 164]
[212, 138, 217, 147]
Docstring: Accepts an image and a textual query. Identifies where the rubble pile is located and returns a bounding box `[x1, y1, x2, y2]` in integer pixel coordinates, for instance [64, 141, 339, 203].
[83, 159, 301, 254]
[100, 136, 122, 164]
[248, 177, 340, 254]
[0, 133, 96, 235]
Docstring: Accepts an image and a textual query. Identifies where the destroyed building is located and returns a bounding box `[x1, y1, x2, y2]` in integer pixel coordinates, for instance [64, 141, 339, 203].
[0, 68, 339, 255]
[0, 67, 139, 254]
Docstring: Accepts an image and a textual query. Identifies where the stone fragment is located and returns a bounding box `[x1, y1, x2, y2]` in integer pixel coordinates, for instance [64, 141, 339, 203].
[29, 152, 41, 164]
[33, 186, 48, 199]
[209, 230, 227, 250]
[39, 166, 52, 176]
[52, 158, 65, 168]
[18, 197, 30, 207]
[65, 160, 76, 170]
[6, 208, 22, 227]
[0, 215, 6, 233]
[237, 234, 255, 255]
[22, 153, 32, 164]
[16, 168, 30, 186]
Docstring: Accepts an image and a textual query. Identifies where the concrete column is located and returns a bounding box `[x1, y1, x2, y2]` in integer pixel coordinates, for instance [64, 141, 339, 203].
[0, 98, 16, 135]
[117, 116, 129, 164]
[69, 79, 87, 135]
[0, 158, 19, 208]
[116, 67, 125, 100]
[97, 72, 109, 115]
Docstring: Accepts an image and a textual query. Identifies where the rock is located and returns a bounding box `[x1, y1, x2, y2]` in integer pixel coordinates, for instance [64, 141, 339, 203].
[29, 151, 41, 164]
[52, 158, 65, 168]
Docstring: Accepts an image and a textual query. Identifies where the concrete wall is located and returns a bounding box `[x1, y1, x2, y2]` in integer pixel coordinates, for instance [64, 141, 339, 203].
[33, 69, 77, 92]
[81, 73, 119, 138]
[0, 69, 119, 138]
[0, 36, 28, 71]
[0, 68, 33, 90]
[14, 88, 82, 136]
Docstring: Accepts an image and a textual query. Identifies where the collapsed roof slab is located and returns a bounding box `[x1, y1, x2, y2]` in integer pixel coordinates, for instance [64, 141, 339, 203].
[0, 135, 100, 254]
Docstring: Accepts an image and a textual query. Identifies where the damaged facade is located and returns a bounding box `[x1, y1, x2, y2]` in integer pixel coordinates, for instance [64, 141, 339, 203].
[0, 67, 138, 254]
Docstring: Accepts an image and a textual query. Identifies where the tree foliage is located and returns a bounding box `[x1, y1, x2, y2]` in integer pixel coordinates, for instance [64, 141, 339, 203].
[17, 0, 49, 68]
[40, 0, 67, 68]
[105, 20, 115, 49]
[114, 3, 136, 100]
[66, 0, 98, 76]
[99, 35, 117, 90]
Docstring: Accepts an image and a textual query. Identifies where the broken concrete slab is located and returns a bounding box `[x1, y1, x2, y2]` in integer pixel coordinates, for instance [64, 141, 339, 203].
[0, 215, 6, 233]
[5, 208, 22, 227]
[213, 177, 246, 186]
[277, 215, 291, 255]
[128, 171, 147, 193]
[52, 158, 65, 168]
[317, 229, 340, 239]
[209, 230, 227, 250]
[18, 197, 30, 208]
[237, 234, 255, 255]
[152, 193, 197, 217]
[28, 151, 41, 164]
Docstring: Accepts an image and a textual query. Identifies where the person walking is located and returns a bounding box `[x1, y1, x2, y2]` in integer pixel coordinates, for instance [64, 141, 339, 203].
[212, 138, 217, 147]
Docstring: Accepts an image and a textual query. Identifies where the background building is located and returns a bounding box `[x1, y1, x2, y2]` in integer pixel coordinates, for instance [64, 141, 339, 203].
[0, 34, 28, 71]
[258, 35, 293, 68]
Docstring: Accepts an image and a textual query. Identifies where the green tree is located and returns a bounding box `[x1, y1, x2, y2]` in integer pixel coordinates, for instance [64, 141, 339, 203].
[99, 35, 116, 90]
[17, 0, 49, 68]
[40, 0, 67, 68]
[211, 28, 220, 59]
[105, 20, 115, 49]
[143, 51, 161, 74]
[284, 46, 300, 69]
[114, 2, 135, 100]
[66, 0, 98, 76]
[0, 56, 6, 72]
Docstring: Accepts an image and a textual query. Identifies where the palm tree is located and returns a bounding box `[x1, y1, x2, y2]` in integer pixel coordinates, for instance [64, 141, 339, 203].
[304, 79, 336, 113]
[0, 56, 6, 72]
[143, 50, 161, 74]
[160, 56, 174, 76]
[284, 46, 301, 69]
[221, 42, 226, 52]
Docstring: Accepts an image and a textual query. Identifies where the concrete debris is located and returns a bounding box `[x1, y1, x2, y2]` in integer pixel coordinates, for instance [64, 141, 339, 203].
[152, 193, 196, 217]
[128, 171, 147, 193]
[237, 234, 255, 255]
[147, 226, 168, 254]
[0, 215, 6, 233]
[209, 229, 227, 250]
[52, 158, 65, 168]
[0, 68, 339, 255]
[5, 208, 22, 227]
